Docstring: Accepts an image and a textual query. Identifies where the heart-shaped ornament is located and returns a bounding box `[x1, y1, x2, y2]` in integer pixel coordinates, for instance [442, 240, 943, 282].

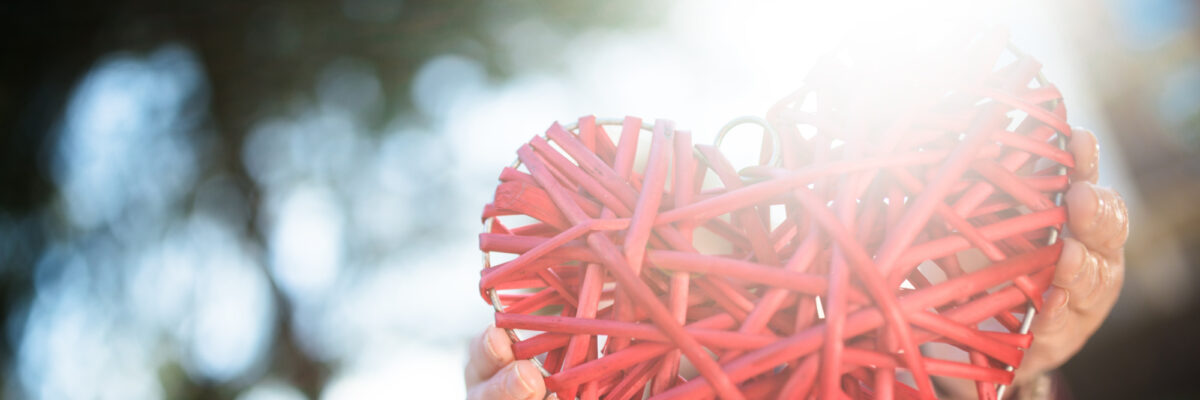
[479, 29, 1072, 400]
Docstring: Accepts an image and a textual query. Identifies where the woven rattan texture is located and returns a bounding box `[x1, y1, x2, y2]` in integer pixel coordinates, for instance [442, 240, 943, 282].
[479, 30, 1073, 400]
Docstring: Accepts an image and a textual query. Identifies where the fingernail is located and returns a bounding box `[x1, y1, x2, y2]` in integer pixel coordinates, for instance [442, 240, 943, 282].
[1046, 289, 1069, 310]
[506, 362, 538, 399]
[484, 326, 501, 361]
[1041, 290, 1069, 327]
[519, 362, 543, 395]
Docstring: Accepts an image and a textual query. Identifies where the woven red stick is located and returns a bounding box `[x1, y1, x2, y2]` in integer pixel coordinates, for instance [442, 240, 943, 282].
[479, 29, 1071, 399]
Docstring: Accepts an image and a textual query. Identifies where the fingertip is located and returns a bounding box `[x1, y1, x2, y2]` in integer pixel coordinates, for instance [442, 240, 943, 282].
[507, 361, 546, 400]
[1033, 288, 1070, 333]
[1053, 238, 1087, 287]
[1067, 183, 1130, 254]
[1069, 127, 1097, 147]
[486, 325, 515, 364]
[1068, 128, 1099, 183]
[1044, 287, 1070, 312]
[1065, 182, 1100, 234]
[1099, 189, 1131, 252]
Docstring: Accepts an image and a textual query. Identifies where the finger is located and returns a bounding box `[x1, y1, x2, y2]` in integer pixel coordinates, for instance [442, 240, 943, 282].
[466, 360, 546, 400]
[1031, 287, 1071, 336]
[1021, 287, 1076, 379]
[1052, 237, 1125, 313]
[1068, 128, 1099, 184]
[1065, 182, 1130, 256]
[466, 325, 516, 387]
[1017, 287, 1084, 386]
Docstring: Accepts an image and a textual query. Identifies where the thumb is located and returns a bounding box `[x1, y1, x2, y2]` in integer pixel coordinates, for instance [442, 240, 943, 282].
[467, 360, 545, 400]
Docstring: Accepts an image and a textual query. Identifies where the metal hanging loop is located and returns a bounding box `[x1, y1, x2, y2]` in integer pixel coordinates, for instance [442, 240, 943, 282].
[713, 115, 783, 169]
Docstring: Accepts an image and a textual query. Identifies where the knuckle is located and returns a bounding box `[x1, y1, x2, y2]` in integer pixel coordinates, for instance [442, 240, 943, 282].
[1098, 256, 1125, 295]
[1104, 192, 1131, 249]
[1068, 251, 1100, 310]
[1103, 220, 1130, 253]
[1075, 254, 1119, 311]
[1100, 189, 1125, 226]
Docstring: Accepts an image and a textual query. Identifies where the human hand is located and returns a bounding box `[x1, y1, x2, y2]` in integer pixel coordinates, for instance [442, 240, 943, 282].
[1013, 128, 1127, 387]
[938, 128, 1128, 399]
[464, 324, 548, 400]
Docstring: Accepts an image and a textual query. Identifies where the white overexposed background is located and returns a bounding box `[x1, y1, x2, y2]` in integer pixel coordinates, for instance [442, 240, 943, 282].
[13, 1, 1179, 399]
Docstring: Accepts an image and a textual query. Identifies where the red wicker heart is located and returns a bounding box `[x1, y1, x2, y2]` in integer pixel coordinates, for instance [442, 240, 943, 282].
[478, 30, 1072, 400]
